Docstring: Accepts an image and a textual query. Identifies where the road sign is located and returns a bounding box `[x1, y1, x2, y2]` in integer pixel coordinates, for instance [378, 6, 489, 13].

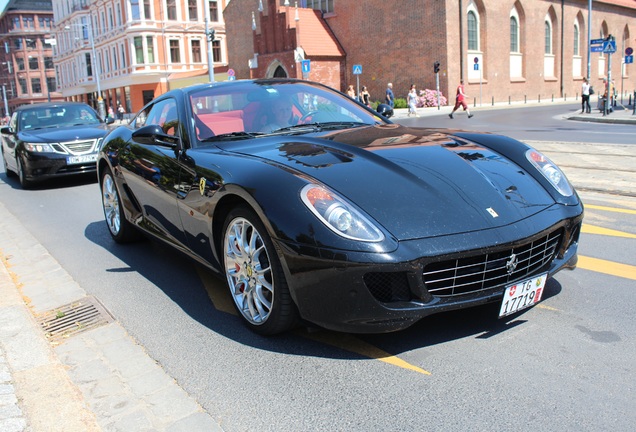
[626, 55, 634, 64]
[602, 40, 617, 54]
[474, 57, 479, 63]
[227, 68, 235, 77]
[626, 47, 634, 56]
[590, 38, 604, 45]
[474, 64, 479, 70]
[591, 45, 604, 53]
[301, 60, 311, 73]
[352, 64, 362, 75]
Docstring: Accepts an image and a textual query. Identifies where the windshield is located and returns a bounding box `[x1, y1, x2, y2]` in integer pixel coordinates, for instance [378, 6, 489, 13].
[19, 105, 101, 131]
[189, 80, 386, 146]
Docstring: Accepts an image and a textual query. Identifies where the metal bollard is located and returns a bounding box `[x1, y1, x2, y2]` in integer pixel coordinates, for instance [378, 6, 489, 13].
[538, 94, 541, 103]
[633, 92, 635, 115]
[492, 96, 494, 106]
[525, 95, 527, 104]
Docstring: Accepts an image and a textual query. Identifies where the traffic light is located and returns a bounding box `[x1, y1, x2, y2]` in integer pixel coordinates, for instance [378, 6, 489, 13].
[434, 61, 440, 74]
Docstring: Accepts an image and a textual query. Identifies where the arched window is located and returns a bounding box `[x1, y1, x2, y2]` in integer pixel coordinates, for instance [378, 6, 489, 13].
[468, 11, 478, 51]
[544, 20, 552, 55]
[510, 17, 519, 52]
[573, 23, 580, 56]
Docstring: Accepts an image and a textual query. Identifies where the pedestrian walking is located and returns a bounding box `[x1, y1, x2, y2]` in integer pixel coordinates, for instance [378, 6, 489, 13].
[385, 83, 395, 108]
[407, 84, 418, 117]
[581, 78, 591, 113]
[117, 102, 126, 122]
[449, 79, 473, 119]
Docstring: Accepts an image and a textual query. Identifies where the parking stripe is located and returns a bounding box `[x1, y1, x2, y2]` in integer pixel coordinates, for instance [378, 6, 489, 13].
[578, 256, 636, 281]
[584, 204, 636, 215]
[582, 224, 636, 239]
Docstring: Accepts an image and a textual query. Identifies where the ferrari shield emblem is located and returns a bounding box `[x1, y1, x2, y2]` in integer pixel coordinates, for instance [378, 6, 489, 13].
[199, 177, 206, 196]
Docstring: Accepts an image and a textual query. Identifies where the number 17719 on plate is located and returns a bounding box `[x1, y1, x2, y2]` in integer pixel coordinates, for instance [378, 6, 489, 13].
[499, 273, 547, 318]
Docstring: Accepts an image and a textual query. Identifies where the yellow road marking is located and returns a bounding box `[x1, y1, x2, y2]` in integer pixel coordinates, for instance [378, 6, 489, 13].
[537, 304, 560, 312]
[197, 267, 237, 315]
[299, 330, 431, 375]
[578, 255, 636, 281]
[585, 204, 636, 215]
[582, 224, 636, 239]
[197, 266, 430, 375]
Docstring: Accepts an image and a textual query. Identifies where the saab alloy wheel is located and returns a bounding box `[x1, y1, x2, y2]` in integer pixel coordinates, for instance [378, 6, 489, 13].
[101, 167, 139, 243]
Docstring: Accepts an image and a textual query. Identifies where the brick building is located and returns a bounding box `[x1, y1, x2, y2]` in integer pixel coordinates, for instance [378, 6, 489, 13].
[225, 0, 635, 106]
[0, 0, 63, 115]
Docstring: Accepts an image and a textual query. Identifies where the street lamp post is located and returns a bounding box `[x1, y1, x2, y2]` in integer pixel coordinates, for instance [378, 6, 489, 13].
[65, 20, 105, 118]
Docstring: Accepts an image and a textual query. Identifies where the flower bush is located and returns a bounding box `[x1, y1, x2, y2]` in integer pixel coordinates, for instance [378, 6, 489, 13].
[417, 89, 447, 108]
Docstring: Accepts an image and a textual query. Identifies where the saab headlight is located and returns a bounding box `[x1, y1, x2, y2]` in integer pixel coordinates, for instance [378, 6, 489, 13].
[24, 142, 56, 153]
[526, 149, 573, 196]
[301, 184, 384, 242]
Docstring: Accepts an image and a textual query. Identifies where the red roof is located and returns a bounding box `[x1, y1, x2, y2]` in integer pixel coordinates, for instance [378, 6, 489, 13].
[281, 7, 344, 57]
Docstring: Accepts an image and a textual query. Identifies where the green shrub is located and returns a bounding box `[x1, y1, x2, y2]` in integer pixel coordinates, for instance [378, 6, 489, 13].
[394, 98, 407, 109]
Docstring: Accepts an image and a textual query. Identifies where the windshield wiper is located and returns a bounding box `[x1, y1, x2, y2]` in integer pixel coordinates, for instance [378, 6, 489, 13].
[200, 131, 265, 142]
[271, 121, 369, 134]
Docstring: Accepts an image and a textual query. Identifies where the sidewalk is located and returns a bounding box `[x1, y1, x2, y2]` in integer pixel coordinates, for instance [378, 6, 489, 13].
[391, 97, 636, 124]
[0, 201, 223, 432]
[1, 100, 635, 432]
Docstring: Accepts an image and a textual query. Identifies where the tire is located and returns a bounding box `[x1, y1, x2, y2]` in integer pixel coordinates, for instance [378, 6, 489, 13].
[101, 167, 140, 243]
[16, 157, 33, 189]
[222, 205, 298, 335]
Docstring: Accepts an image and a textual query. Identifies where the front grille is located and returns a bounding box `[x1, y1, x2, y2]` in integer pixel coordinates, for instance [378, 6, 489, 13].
[60, 139, 96, 155]
[423, 229, 562, 297]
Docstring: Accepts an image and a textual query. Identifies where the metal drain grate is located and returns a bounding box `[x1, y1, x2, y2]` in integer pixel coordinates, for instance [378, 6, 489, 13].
[38, 296, 114, 344]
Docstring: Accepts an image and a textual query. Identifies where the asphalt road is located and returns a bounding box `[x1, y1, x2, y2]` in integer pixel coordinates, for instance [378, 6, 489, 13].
[1, 106, 635, 431]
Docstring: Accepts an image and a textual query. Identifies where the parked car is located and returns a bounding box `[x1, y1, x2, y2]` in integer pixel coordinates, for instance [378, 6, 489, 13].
[97, 79, 583, 335]
[1, 102, 114, 188]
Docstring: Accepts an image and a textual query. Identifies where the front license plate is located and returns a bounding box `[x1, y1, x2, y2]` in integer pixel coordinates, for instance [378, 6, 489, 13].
[499, 273, 547, 318]
[67, 154, 98, 165]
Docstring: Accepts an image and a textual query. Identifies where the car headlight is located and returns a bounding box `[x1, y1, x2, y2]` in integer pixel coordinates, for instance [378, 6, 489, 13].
[526, 149, 573, 196]
[24, 142, 57, 153]
[301, 184, 385, 242]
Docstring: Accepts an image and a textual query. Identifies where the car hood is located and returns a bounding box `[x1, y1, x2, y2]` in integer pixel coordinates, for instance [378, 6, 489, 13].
[18, 124, 109, 142]
[222, 124, 557, 240]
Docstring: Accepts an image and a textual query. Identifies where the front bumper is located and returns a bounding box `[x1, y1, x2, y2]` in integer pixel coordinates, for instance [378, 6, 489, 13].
[21, 152, 98, 182]
[276, 205, 583, 333]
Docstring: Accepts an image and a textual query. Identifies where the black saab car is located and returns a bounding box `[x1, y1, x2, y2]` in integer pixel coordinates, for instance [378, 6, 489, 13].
[1, 102, 114, 188]
[97, 79, 583, 335]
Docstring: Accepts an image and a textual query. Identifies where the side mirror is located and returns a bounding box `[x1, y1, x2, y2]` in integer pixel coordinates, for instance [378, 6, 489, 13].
[0, 126, 13, 135]
[105, 117, 115, 125]
[132, 124, 179, 149]
[376, 103, 394, 119]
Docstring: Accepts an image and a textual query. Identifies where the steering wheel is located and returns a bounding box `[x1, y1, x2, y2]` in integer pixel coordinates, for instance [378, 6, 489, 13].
[299, 111, 319, 124]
